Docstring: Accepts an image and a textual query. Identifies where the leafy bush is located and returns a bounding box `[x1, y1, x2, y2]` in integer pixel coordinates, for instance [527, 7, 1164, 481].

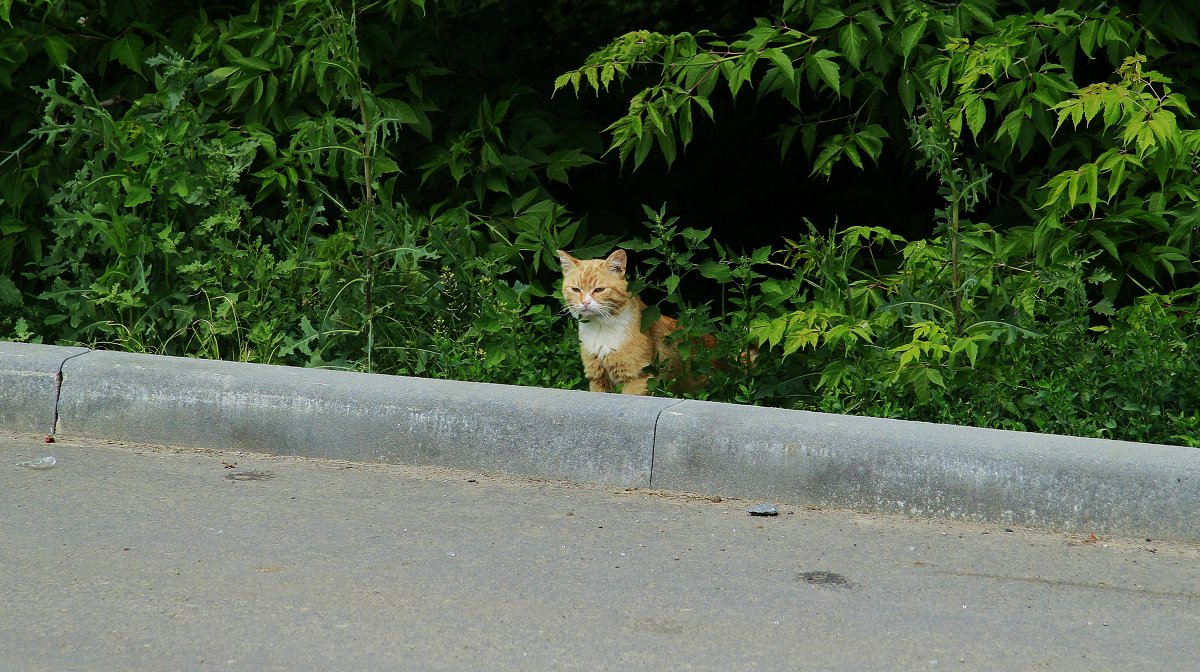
[1, 0, 1197, 446]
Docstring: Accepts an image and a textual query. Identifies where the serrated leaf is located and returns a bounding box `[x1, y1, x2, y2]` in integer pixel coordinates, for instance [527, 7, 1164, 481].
[855, 10, 885, 45]
[1079, 19, 1098, 58]
[1067, 171, 1082, 209]
[727, 51, 757, 98]
[843, 141, 863, 168]
[810, 8, 846, 31]
[1083, 162, 1099, 213]
[809, 51, 841, 95]
[110, 34, 144, 75]
[811, 138, 842, 177]
[961, 0, 995, 28]
[600, 63, 615, 90]
[678, 102, 693, 147]
[900, 21, 926, 63]
[926, 367, 946, 388]
[655, 123, 677, 166]
[632, 132, 653, 168]
[764, 47, 795, 84]
[123, 183, 152, 209]
[838, 23, 865, 70]
[1089, 230, 1119, 260]
[965, 96, 986, 139]
[644, 101, 665, 135]
[1102, 91, 1124, 128]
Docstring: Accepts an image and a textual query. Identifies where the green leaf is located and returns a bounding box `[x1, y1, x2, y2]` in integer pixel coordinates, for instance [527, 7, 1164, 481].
[110, 34, 145, 75]
[925, 367, 946, 389]
[698, 259, 732, 282]
[727, 51, 758, 98]
[552, 72, 573, 93]
[1079, 20, 1098, 58]
[965, 96, 986, 139]
[680, 227, 712, 244]
[899, 21, 926, 63]
[632, 132, 653, 168]
[764, 47, 795, 84]
[0, 275, 21, 306]
[1083, 162, 1099, 214]
[838, 23, 865, 70]
[233, 56, 277, 72]
[811, 137, 842, 177]
[897, 72, 916, 115]
[809, 50, 841, 95]
[654, 120, 677, 166]
[961, 0, 995, 29]
[856, 11, 885, 45]
[810, 8, 846, 31]
[1066, 171, 1082, 209]
[123, 183, 152, 209]
[43, 35, 70, 68]
[1089, 230, 1119, 260]
[644, 98, 666, 134]
[600, 64, 616, 90]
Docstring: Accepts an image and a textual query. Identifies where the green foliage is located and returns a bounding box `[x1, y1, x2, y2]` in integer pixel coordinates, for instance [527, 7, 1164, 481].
[559, 1, 1200, 290]
[546, 1, 1200, 445]
[0, 0, 597, 386]
[2, 0, 1198, 447]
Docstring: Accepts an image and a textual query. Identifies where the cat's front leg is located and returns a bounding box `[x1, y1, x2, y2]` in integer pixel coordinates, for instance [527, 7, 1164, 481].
[619, 375, 651, 396]
[583, 356, 612, 392]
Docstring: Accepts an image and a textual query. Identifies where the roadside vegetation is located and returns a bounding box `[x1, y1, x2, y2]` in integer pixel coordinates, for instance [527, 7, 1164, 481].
[1, 1, 1197, 446]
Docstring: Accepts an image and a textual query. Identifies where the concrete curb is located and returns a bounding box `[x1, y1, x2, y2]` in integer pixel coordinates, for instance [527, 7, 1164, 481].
[3, 342, 1198, 540]
[653, 401, 1200, 539]
[53, 349, 676, 487]
[0, 342, 89, 435]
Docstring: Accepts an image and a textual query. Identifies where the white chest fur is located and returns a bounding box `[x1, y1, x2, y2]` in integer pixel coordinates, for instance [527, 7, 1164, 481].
[578, 307, 635, 358]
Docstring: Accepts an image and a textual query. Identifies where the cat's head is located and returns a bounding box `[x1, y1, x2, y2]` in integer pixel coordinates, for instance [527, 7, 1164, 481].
[556, 249, 631, 320]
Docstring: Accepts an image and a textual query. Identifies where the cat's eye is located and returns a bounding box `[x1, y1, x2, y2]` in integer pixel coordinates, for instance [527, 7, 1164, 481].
[593, 287, 605, 293]
[569, 287, 580, 293]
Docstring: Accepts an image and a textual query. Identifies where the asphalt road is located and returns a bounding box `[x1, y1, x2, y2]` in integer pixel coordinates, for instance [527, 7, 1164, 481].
[3, 432, 1197, 671]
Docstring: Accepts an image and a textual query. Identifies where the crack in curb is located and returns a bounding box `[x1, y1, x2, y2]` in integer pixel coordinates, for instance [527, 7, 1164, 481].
[649, 399, 686, 489]
[52, 350, 93, 435]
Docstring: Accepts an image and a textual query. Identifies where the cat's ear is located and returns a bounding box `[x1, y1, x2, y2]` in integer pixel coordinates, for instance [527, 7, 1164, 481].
[557, 250, 580, 271]
[605, 249, 628, 276]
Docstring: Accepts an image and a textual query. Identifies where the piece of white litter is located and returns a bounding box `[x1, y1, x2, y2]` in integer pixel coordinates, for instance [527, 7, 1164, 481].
[18, 456, 57, 469]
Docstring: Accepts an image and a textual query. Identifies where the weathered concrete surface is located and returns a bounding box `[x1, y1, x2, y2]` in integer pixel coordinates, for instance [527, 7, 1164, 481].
[652, 400, 1200, 541]
[55, 349, 673, 487]
[3, 434, 1198, 672]
[0, 342, 89, 435]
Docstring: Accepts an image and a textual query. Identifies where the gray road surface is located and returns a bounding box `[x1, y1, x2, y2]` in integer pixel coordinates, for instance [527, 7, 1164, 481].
[3, 433, 1197, 671]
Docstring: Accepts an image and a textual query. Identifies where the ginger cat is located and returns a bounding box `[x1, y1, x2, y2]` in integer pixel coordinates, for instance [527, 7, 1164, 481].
[557, 248, 681, 395]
